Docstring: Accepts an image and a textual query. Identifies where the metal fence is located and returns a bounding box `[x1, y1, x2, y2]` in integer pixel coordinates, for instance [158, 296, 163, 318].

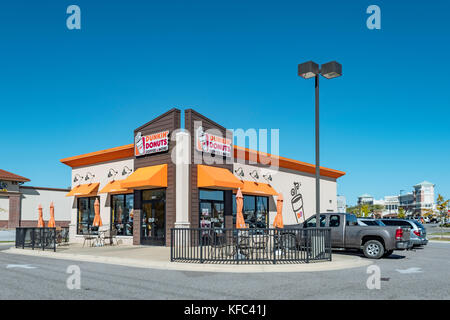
[15, 227, 70, 252]
[171, 227, 331, 264]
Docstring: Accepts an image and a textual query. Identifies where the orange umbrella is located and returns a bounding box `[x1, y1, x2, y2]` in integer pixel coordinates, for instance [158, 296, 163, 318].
[92, 198, 102, 227]
[37, 204, 45, 227]
[47, 202, 56, 227]
[235, 188, 246, 229]
[273, 193, 284, 228]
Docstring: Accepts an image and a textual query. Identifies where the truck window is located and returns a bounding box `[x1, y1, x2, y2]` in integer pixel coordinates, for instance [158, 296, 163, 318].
[330, 215, 340, 227]
[345, 214, 358, 226]
[306, 215, 326, 227]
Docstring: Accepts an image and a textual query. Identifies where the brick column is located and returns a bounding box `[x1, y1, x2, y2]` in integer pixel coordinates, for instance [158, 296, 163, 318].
[132, 190, 141, 245]
[8, 194, 21, 228]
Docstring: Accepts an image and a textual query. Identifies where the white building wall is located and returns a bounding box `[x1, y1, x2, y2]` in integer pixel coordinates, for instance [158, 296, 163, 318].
[0, 196, 9, 221]
[20, 188, 72, 222]
[233, 163, 338, 226]
[69, 158, 134, 245]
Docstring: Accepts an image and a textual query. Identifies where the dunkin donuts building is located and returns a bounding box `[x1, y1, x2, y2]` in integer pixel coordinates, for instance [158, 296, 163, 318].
[60, 109, 345, 246]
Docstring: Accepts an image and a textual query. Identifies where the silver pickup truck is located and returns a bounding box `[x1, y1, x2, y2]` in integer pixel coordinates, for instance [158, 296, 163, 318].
[286, 213, 412, 259]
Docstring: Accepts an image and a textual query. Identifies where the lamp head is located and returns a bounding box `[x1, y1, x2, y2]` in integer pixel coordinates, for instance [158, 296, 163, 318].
[298, 61, 319, 79]
[320, 61, 342, 79]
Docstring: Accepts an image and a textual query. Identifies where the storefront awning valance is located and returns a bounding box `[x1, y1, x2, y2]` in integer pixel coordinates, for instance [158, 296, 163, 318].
[98, 180, 132, 194]
[197, 165, 243, 190]
[234, 180, 278, 197]
[66, 183, 100, 197]
[120, 164, 167, 189]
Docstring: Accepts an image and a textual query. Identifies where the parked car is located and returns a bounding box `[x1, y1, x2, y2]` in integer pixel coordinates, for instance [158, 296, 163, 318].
[358, 218, 386, 226]
[285, 213, 412, 259]
[379, 218, 428, 247]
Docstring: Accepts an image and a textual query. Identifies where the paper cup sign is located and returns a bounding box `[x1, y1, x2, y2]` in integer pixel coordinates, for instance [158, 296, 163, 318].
[135, 130, 169, 156]
[195, 126, 232, 157]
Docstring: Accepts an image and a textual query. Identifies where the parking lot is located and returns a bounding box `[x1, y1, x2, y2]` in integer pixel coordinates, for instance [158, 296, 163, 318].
[0, 240, 449, 300]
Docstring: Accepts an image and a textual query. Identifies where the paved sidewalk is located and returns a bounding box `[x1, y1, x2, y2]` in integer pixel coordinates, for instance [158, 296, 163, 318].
[4, 244, 372, 273]
[0, 230, 15, 242]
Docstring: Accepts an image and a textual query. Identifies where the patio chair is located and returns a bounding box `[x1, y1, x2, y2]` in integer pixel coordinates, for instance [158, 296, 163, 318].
[208, 232, 235, 260]
[249, 233, 269, 260]
[82, 228, 97, 248]
[102, 228, 118, 246]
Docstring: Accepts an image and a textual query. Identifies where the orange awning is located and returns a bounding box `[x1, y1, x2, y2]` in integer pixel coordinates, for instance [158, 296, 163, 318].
[66, 183, 99, 197]
[120, 164, 167, 189]
[235, 180, 278, 197]
[99, 180, 132, 194]
[197, 165, 243, 190]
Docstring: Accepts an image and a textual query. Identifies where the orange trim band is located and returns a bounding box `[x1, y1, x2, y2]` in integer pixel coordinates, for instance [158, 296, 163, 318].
[60, 144, 345, 179]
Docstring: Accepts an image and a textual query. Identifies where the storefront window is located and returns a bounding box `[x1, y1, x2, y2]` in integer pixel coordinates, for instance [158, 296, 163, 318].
[142, 189, 165, 201]
[199, 189, 225, 229]
[232, 195, 269, 228]
[77, 197, 99, 235]
[111, 194, 134, 236]
[199, 189, 224, 201]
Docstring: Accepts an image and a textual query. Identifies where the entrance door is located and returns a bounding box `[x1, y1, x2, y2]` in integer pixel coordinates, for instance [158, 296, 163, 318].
[141, 200, 165, 245]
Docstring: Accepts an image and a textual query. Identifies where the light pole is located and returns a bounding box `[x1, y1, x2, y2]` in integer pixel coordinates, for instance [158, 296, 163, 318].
[298, 61, 342, 227]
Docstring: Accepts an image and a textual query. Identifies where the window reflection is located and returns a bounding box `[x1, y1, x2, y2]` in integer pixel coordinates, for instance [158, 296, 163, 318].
[77, 197, 99, 234]
[233, 195, 269, 228]
[111, 194, 134, 236]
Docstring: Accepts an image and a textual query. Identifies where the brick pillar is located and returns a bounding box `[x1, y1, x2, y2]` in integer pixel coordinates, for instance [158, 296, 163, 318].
[8, 194, 21, 228]
[132, 190, 141, 245]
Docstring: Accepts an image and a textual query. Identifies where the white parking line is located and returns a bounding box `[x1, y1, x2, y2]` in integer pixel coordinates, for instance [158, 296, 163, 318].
[395, 267, 422, 274]
[6, 264, 37, 269]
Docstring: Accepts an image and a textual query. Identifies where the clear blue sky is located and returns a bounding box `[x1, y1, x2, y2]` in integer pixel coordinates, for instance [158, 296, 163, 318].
[1, 0, 449, 206]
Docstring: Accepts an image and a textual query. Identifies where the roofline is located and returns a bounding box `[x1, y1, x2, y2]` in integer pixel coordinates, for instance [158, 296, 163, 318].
[60, 144, 346, 179]
[60, 144, 134, 168]
[233, 146, 345, 179]
[0, 170, 31, 183]
[20, 186, 71, 192]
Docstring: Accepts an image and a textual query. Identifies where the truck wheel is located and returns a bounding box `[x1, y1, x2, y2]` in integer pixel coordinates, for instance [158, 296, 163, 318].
[383, 250, 394, 257]
[363, 240, 385, 259]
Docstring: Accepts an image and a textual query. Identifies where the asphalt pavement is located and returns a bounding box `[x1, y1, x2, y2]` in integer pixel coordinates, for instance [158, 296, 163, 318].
[0, 241, 449, 300]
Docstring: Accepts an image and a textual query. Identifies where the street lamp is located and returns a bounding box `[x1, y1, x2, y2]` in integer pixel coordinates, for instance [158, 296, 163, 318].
[298, 60, 342, 227]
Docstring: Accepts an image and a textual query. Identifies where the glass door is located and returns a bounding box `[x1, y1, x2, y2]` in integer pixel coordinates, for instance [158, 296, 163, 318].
[141, 199, 165, 246]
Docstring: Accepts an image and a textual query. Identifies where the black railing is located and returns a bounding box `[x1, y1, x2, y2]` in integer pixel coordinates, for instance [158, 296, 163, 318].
[15, 227, 70, 252]
[171, 228, 331, 264]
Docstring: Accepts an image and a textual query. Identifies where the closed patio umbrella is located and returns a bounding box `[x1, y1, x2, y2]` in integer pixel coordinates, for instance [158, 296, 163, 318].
[37, 204, 45, 227]
[236, 188, 246, 229]
[92, 198, 102, 227]
[273, 193, 284, 228]
[47, 202, 56, 228]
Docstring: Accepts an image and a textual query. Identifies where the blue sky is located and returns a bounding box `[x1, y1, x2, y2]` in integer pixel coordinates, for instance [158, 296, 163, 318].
[1, 0, 449, 205]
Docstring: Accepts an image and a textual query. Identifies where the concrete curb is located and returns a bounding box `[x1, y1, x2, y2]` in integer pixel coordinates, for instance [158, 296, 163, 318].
[428, 239, 450, 243]
[3, 248, 372, 273]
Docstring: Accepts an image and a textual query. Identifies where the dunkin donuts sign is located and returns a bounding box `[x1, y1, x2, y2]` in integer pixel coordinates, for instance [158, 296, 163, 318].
[195, 126, 232, 157]
[135, 130, 169, 156]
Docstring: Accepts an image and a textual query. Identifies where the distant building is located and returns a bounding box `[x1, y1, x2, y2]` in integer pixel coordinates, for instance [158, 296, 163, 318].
[412, 181, 435, 215]
[383, 195, 399, 215]
[0, 169, 71, 229]
[357, 194, 374, 205]
[337, 195, 347, 213]
[357, 180, 436, 218]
